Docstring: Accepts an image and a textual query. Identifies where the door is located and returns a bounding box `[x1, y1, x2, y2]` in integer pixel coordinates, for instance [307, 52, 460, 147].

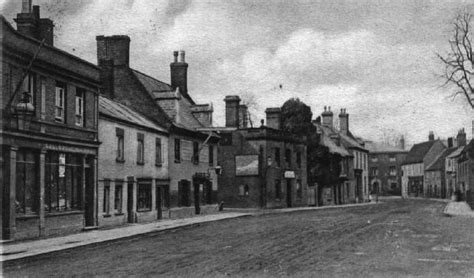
[84, 165, 95, 227]
[156, 185, 162, 220]
[286, 179, 292, 207]
[127, 181, 134, 223]
[194, 183, 201, 215]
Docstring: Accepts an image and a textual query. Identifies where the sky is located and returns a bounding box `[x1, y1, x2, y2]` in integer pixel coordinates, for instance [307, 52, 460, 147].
[2, 0, 474, 147]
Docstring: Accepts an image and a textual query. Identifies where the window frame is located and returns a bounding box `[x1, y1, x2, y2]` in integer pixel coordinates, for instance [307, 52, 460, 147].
[116, 128, 125, 162]
[192, 141, 199, 164]
[137, 182, 152, 211]
[103, 180, 111, 215]
[174, 138, 181, 163]
[208, 145, 214, 166]
[137, 133, 145, 165]
[55, 82, 66, 122]
[155, 137, 162, 166]
[114, 181, 123, 214]
[75, 88, 85, 127]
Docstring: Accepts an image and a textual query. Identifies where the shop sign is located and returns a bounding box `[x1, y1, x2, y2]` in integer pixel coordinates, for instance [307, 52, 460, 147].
[284, 171, 295, 179]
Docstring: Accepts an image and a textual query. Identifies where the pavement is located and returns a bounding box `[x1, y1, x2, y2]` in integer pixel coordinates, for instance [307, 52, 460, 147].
[443, 201, 474, 217]
[0, 202, 382, 263]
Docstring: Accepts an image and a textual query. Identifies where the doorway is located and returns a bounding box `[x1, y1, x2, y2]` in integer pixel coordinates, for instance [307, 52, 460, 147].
[286, 179, 292, 207]
[84, 163, 95, 227]
[127, 179, 134, 223]
[156, 185, 162, 220]
[194, 183, 201, 215]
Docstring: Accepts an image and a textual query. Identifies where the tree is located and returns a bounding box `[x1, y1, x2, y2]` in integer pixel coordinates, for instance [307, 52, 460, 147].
[438, 12, 474, 108]
[281, 98, 315, 136]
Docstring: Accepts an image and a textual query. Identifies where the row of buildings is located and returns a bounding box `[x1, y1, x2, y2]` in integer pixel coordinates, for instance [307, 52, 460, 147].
[0, 3, 377, 240]
[401, 129, 474, 207]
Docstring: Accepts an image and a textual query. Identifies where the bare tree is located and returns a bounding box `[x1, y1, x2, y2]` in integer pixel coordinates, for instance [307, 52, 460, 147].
[438, 12, 474, 108]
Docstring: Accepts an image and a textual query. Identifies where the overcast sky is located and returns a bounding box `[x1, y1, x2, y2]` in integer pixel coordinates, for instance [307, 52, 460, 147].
[2, 0, 473, 147]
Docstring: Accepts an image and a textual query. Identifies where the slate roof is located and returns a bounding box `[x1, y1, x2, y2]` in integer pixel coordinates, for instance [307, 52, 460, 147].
[364, 141, 407, 153]
[402, 140, 437, 165]
[99, 96, 167, 133]
[447, 146, 465, 159]
[314, 124, 352, 157]
[425, 148, 457, 171]
[132, 69, 173, 93]
[317, 124, 368, 152]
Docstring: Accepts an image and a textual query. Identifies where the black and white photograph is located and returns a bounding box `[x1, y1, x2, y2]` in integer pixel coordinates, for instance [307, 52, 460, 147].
[1, 0, 474, 276]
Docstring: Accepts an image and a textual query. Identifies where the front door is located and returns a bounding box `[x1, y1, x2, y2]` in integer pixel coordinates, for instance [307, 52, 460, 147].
[194, 183, 201, 215]
[156, 185, 162, 220]
[127, 181, 134, 223]
[286, 179, 292, 207]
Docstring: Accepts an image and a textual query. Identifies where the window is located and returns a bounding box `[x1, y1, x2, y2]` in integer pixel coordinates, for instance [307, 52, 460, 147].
[45, 152, 82, 212]
[75, 89, 84, 126]
[371, 167, 378, 176]
[275, 148, 281, 167]
[114, 182, 123, 213]
[55, 82, 65, 121]
[297, 152, 302, 169]
[137, 133, 144, 165]
[116, 128, 124, 162]
[22, 73, 35, 107]
[103, 180, 110, 214]
[296, 179, 302, 199]
[137, 182, 152, 211]
[16, 149, 38, 215]
[40, 77, 46, 119]
[285, 149, 291, 167]
[193, 141, 199, 164]
[389, 166, 397, 176]
[275, 179, 282, 200]
[389, 155, 396, 162]
[239, 184, 250, 197]
[175, 138, 181, 162]
[155, 138, 162, 166]
[209, 145, 214, 166]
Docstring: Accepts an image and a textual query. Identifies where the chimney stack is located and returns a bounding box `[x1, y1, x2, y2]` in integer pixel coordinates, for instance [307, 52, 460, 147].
[447, 137, 454, 148]
[428, 131, 434, 141]
[224, 95, 241, 128]
[339, 108, 349, 135]
[399, 135, 405, 150]
[322, 106, 334, 128]
[170, 50, 188, 98]
[265, 107, 282, 130]
[15, 1, 54, 45]
[457, 128, 467, 147]
[239, 104, 249, 128]
[96, 35, 131, 66]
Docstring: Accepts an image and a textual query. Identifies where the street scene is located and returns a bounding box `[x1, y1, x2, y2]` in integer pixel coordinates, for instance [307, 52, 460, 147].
[3, 199, 474, 277]
[1, 0, 474, 277]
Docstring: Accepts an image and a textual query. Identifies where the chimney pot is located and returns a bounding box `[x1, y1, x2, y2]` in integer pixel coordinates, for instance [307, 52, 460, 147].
[179, 50, 185, 63]
[22, 0, 32, 13]
[173, 51, 178, 63]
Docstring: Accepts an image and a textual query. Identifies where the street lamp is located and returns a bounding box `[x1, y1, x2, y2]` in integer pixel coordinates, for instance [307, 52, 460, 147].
[14, 91, 35, 130]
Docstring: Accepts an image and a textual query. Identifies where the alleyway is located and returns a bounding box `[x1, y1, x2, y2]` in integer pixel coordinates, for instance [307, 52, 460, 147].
[3, 199, 474, 277]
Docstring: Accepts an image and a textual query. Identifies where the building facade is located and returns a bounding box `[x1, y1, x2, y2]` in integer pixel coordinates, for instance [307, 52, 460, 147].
[457, 139, 474, 206]
[1, 4, 100, 240]
[98, 96, 170, 227]
[445, 129, 468, 199]
[95, 36, 219, 219]
[211, 97, 308, 208]
[365, 141, 407, 196]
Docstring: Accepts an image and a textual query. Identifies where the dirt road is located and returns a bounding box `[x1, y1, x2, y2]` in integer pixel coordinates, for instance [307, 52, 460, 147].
[3, 199, 474, 277]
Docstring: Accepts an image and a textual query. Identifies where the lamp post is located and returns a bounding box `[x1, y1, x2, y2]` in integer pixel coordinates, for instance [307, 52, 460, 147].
[14, 91, 35, 130]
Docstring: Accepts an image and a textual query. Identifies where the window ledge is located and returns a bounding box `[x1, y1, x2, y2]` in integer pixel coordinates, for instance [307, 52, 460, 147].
[174, 160, 181, 163]
[103, 214, 112, 218]
[114, 212, 124, 216]
[116, 158, 125, 163]
[155, 163, 163, 167]
[137, 161, 145, 166]
[46, 210, 83, 217]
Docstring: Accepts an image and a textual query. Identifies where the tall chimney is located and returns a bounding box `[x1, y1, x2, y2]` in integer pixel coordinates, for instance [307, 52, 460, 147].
[15, 0, 39, 40]
[239, 104, 249, 128]
[428, 131, 434, 141]
[224, 95, 241, 127]
[457, 128, 466, 146]
[265, 107, 282, 130]
[399, 135, 405, 150]
[170, 50, 188, 97]
[322, 106, 334, 128]
[339, 108, 349, 135]
[447, 137, 453, 148]
[96, 35, 131, 66]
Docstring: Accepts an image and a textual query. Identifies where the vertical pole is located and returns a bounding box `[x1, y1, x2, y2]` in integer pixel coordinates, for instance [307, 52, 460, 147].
[39, 149, 46, 236]
[7, 146, 18, 239]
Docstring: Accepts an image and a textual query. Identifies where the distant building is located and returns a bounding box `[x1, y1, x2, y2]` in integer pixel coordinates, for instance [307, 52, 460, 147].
[445, 130, 468, 199]
[98, 96, 169, 227]
[202, 97, 308, 209]
[425, 147, 457, 199]
[96, 36, 219, 219]
[457, 138, 474, 206]
[364, 140, 407, 196]
[401, 132, 446, 198]
[1, 3, 101, 240]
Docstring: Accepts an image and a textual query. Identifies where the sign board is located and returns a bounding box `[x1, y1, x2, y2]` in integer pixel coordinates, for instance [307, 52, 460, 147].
[235, 155, 259, 176]
[59, 153, 66, 178]
[284, 171, 295, 179]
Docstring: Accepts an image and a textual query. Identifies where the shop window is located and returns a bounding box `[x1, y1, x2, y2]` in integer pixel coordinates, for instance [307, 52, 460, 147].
[275, 179, 282, 200]
[137, 133, 145, 165]
[75, 89, 84, 126]
[193, 141, 199, 164]
[103, 180, 110, 214]
[296, 179, 302, 199]
[114, 182, 123, 213]
[16, 149, 38, 215]
[275, 148, 281, 167]
[155, 138, 162, 166]
[175, 138, 181, 163]
[55, 82, 65, 122]
[137, 182, 152, 211]
[116, 128, 124, 162]
[209, 145, 214, 166]
[45, 152, 82, 212]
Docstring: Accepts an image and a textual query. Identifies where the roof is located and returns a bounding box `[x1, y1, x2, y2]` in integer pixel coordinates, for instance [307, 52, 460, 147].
[132, 69, 173, 93]
[364, 141, 407, 153]
[99, 96, 167, 133]
[317, 124, 368, 152]
[447, 146, 465, 159]
[313, 123, 351, 157]
[402, 140, 437, 165]
[425, 148, 457, 171]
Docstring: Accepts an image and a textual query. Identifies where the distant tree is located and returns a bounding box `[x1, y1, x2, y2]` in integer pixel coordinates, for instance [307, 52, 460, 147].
[281, 98, 315, 135]
[438, 12, 474, 108]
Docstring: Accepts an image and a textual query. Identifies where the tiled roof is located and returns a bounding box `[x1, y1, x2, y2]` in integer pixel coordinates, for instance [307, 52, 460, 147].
[447, 146, 465, 158]
[132, 69, 173, 92]
[364, 141, 407, 153]
[99, 96, 167, 133]
[314, 124, 351, 156]
[318, 124, 367, 152]
[403, 140, 437, 165]
[426, 148, 457, 171]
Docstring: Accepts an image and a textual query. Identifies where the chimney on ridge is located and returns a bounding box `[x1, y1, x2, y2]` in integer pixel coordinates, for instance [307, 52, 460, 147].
[339, 108, 349, 135]
[224, 95, 241, 128]
[96, 35, 131, 66]
[15, 1, 54, 45]
[265, 107, 282, 130]
[170, 50, 188, 98]
[428, 131, 435, 141]
[322, 106, 334, 128]
[457, 128, 467, 147]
